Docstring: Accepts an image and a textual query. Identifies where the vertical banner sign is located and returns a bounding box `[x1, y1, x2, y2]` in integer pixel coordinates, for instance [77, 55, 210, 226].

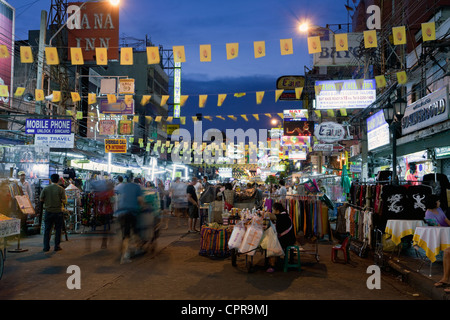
[174, 62, 181, 118]
[0, 2, 14, 107]
[67, 1, 119, 61]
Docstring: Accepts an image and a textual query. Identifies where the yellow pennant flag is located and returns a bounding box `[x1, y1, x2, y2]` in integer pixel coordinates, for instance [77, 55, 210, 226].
[0, 85, 8, 97]
[204, 116, 212, 121]
[397, 71, 408, 85]
[216, 116, 225, 120]
[265, 113, 272, 118]
[199, 44, 212, 62]
[295, 87, 303, 100]
[192, 116, 198, 123]
[254, 41, 266, 58]
[124, 95, 133, 105]
[146, 46, 160, 64]
[145, 116, 153, 122]
[340, 108, 347, 116]
[160, 95, 170, 106]
[422, 22, 436, 41]
[167, 116, 173, 123]
[314, 110, 321, 118]
[253, 114, 259, 121]
[0, 45, 9, 58]
[66, 110, 73, 116]
[20, 46, 33, 63]
[155, 116, 162, 122]
[88, 93, 97, 105]
[180, 95, 189, 106]
[71, 92, 81, 102]
[275, 89, 284, 102]
[120, 47, 133, 65]
[228, 115, 237, 121]
[307, 36, 321, 54]
[375, 75, 387, 88]
[315, 85, 322, 96]
[226, 43, 239, 60]
[392, 26, 406, 45]
[133, 115, 139, 123]
[217, 94, 226, 106]
[76, 111, 83, 120]
[241, 114, 248, 121]
[14, 87, 25, 96]
[95, 47, 108, 65]
[364, 30, 378, 48]
[180, 117, 186, 125]
[199, 95, 207, 108]
[327, 109, 335, 117]
[277, 113, 283, 119]
[280, 39, 293, 55]
[107, 94, 116, 104]
[70, 47, 84, 65]
[35, 89, 45, 101]
[52, 90, 61, 102]
[45, 47, 59, 65]
[234, 92, 246, 98]
[335, 33, 348, 51]
[173, 46, 186, 63]
[256, 91, 265, 105]
[141, 95, 151, 106]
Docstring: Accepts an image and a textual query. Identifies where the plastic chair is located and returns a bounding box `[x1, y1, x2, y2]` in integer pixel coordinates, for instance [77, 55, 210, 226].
[283, 246, 301, 272]
[331, 236, 350, 263]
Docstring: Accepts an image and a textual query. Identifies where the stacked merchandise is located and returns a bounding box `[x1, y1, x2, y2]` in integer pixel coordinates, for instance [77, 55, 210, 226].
[199, 222, 231, 258]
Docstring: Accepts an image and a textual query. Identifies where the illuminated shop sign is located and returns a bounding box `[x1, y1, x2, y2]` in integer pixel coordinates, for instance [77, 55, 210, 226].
[367, 110, 389, 151]
[315, 79, 376, 109]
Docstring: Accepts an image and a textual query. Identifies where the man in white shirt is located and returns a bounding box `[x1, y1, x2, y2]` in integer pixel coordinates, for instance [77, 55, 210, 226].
[278, 179, 287, 201]
[18, 171, 34, 205]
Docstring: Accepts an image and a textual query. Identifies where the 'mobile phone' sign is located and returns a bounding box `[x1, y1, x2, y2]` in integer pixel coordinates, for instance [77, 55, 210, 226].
[25, 119, 72, 135]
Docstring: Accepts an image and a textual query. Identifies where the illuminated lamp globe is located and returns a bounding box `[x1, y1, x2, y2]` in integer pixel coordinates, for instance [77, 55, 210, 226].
[299, 22, 309, 33]
[110, 0, 120, 5]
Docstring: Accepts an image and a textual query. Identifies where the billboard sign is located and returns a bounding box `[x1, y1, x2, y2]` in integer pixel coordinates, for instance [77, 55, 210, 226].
[367, 110, 389, 151]
[104, 138, 127, 153]
[315, 79, 376, 109]
[67, 1, 119, 61]
[283, 121, 314, 136]
[314, 122, 346, 143]
[283, 109, 308, 121]
[276, 76, 305, 101]
[312, 32, 363, 66]
[25, 119, 72, 135]
[99, 98, 134, 114]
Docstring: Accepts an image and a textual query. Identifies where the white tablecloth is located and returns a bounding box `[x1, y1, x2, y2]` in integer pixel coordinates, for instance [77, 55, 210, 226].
[413, 226, 450, 262]
[385, 220, 425, 245]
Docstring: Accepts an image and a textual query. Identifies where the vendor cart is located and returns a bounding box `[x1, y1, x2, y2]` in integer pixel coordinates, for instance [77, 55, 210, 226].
[0, 214, 21, 280]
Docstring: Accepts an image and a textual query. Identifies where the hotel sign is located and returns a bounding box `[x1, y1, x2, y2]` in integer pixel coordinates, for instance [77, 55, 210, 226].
[67, 1, 119, 61]
[401, 86, 449, 135]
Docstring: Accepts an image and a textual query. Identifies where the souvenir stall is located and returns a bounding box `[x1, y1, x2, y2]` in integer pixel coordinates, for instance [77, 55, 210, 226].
[0, 213, 21, 280]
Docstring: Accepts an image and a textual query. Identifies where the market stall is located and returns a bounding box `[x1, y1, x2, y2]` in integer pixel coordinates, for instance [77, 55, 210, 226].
[0, 214, 21, 280]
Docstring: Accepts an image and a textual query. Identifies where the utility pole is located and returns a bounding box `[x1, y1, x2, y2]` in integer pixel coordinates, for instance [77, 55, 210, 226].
[36, 10, 47, 114]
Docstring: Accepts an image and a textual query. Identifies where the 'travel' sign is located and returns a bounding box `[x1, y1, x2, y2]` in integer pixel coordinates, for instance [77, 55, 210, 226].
[105, 138, 127, 153]
[67, 2, 119, 61]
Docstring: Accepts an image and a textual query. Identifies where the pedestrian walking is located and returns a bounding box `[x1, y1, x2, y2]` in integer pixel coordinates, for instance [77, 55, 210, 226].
[115, 177, 145, 264]
[187, 177, 200, 233]
[40, 173, 67, 252]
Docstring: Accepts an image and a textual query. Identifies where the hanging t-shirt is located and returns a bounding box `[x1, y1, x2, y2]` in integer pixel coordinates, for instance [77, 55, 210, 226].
[423, 173, 450, 214]
[407, 185, 432, 219]
[381, 185, 410, 220]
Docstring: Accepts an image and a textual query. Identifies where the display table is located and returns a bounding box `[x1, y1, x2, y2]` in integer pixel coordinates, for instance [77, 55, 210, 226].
[413, 226, 450, 262]
[385, 220, 425, 246]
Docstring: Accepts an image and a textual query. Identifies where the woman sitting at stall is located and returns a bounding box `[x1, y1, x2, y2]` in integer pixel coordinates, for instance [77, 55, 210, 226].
[424, 195, 450, 227]
[267, 202, 296, 273]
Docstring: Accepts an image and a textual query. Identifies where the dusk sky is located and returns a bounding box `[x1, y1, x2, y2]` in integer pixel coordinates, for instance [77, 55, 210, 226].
[9, 0, 355, 133]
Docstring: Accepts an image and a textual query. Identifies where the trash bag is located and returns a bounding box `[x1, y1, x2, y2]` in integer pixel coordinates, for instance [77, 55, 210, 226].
[261, 222, 284, 257]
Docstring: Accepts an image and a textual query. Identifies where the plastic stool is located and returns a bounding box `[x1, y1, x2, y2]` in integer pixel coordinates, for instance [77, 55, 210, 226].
[284, 246, 301, 272]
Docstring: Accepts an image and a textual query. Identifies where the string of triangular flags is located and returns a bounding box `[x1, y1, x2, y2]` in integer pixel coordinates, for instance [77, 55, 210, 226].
[5, 21, 436, 66]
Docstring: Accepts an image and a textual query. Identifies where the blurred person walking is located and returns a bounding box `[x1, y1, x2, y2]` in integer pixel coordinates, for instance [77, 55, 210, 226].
[170, 177, 188, 228]
[40, 174, 67, 252]
[187, 177, 200, 233]
[115, 177, 145, 264]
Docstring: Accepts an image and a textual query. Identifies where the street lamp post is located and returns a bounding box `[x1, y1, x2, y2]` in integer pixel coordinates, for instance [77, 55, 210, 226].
[382, 92, 407, 184]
